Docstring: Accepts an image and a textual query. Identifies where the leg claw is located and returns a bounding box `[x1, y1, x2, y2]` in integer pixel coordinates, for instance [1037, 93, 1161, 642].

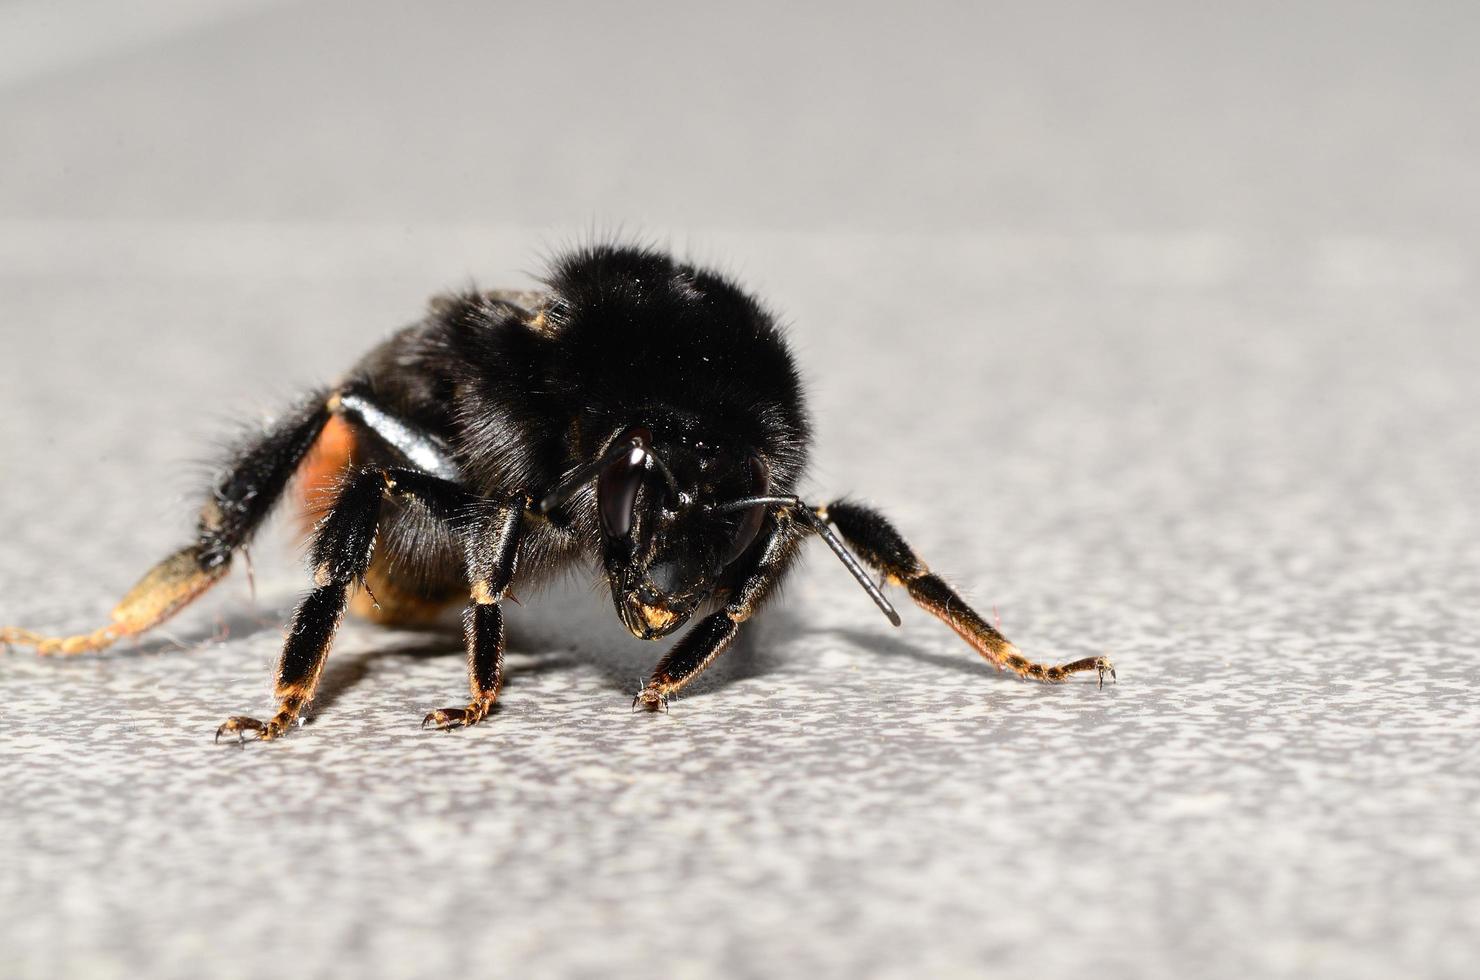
[632, 686, 670, 713]
[214, 715, 290, 744]
[421, 705, 489, 731]
[216, 716, 262, 744]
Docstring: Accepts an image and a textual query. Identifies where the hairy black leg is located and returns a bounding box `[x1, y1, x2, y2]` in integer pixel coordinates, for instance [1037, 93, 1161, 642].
[422, 498, 525, 731]
[216, 467, 473, 743]
[819, 500, 1115, 687]
[635, 513, 803, 710]
[3, 393, 332, 656]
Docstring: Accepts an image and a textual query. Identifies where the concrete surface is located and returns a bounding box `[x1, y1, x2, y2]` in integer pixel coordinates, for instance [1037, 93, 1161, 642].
[2, 3, 1478, 979]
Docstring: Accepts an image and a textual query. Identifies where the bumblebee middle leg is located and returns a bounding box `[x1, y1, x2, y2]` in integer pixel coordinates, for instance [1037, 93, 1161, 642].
[421, 497, 525, 731]
[819, 500, 1115, 687]
[2, 393, 332, 656]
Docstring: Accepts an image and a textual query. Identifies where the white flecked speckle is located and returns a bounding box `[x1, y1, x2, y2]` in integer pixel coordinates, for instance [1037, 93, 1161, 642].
[3, 5, 1480, 978]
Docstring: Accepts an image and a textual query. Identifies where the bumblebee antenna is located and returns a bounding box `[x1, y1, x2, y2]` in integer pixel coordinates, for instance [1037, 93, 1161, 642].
[711, 495, 901, 627]
[538, 436, 643, 514]
[645, 451, 682, 505]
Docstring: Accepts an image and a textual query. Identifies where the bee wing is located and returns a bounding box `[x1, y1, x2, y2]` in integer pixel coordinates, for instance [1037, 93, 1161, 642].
[483, 289, 554, 316]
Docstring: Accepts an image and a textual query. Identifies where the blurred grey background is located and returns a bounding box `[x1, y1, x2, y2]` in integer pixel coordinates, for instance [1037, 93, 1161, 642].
[1, 2, 1477, 978]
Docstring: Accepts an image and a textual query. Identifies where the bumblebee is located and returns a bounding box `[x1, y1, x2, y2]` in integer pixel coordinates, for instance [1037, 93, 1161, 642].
[2, 244, 1113, 741]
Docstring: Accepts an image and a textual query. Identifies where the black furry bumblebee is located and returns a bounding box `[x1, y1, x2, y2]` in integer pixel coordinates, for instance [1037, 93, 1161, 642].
[2, 244, 1113, 741]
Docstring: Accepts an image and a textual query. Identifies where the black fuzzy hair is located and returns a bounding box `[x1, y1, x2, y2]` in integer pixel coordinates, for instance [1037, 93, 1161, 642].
[425, 244, 810, 500]
[541, 244, 810, 486]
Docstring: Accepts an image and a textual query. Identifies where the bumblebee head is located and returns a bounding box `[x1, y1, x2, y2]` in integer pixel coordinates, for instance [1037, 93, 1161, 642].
[540, 423, 771, 639]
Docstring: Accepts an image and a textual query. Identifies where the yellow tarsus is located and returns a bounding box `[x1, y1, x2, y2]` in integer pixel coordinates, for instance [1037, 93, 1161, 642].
[3, 544, 228, 657]
[1, 623, 125, 656]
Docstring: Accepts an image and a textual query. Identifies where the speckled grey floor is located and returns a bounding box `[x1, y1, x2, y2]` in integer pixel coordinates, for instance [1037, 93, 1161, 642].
[2, 3, 1478, 979]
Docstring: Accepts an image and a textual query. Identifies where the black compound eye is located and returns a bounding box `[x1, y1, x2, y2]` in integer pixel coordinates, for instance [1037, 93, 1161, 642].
[722, 454, 771, 565]
[597, 426, 651, 538]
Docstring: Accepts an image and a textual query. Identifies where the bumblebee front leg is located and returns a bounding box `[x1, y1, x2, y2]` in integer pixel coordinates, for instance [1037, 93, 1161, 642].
[819, 500, 1114, 687]
[2, 393, 332, 656]
[635, 514, 802, 711]
[216, 467, 472, 743]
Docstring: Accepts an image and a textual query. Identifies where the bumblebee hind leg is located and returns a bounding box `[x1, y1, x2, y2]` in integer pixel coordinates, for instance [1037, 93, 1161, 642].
[2, 393, 333, 656]
[2, 547, 228, 655]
